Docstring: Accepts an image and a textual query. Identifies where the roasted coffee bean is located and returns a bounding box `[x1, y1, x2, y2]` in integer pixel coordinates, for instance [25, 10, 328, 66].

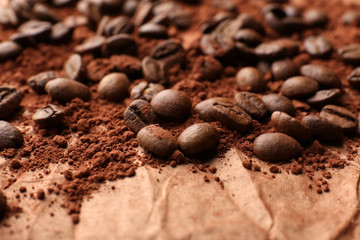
[102, 16, 134, 36]
[257, 61, 271, 74]
[50, 22, 74, 43]
[32, 104, 64, 128]
[304, 35, 332, 57]
[137, 125, 177, 157]
[9, 33, 36, 46]
[342, 11, 360, 26]
[33, 3, 60, 23]
[0, 41, 22, 61]
[152, 2, 178, 16]
[271, 111, 312, 142]
[271, 59, 298, 80]
[281, 76, 319, 99]
[284, 5, 301, 18]
[191, 55, 223, 81]
[151, 40, 185, 67]
[139, 23, 168, 38]
[302, 115, 343, 141]
[63, 15, 88, 29]
[102, 34, 137, 57]
[262, 94, 295, 115]
[178, 123, 219, 155]
[255, 40, 287, 61]
[123, 0, 138, 16]
[347, 67, 360, 89]
[75, 36, 106, 55]
[142, 56, 168, 84]
[45, 78, 90, 102]
[124, 100, 158, 133]
[200, 33, 235, 61]
[304, 9, 328, 27]
[151, 89, 191, 121]
[234, 42, 257, 62]
[320, 105, 358, 134]
[150, 14, 170, 27]
[194, 97, 232, 121]
[338, 44, 360, 64]
[273, 38, 300, 57]
[18, 20, 52, 41]
[300, 64, 341, 88]
[130, 82, 164, 102]
[110, 55, 142, 79]
[86, 58, 114, 82]
[236, 67, 266, 93]
[0, 7, 18, 27]
[233, 29, 262, 47]
[53, 0, 75, 7]
[64, 54, 86, 82]
[235, 92, 267, 120]
[0, 87, 22, 119]
[237, 13, 265, 35]
[170, 11, 192, 29]
[0, 190, 6, 214]
[97, 73, 130, 102]
[253, 133, 302, 162]
[306, 89, 342, 108]
[28, 71, 59, 94]
[211, 102, 252, 131]
[133, 1, 153, 26]
[0, 120, 23, 149]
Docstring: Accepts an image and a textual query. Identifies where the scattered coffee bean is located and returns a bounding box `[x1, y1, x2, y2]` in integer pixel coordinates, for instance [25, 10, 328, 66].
[306, 89, 341, 108]
[233, 29, 262, 47]
[64, 54, 86, 82]
[200, 33, 235, 61]
[0, 87, 22, 119]
[32, 104, 64, 128]
[151, 89, 191, 121]
[281, 76, 319, 99]
[320, 105, 358, 134]
[304, 9, 328, 27]
[273, 38, 300, 57]
[151, 39, 185, 66]
[50, 22, 74, 43]
[33, 3, 60, 23]
[235, 92, 267, 120]
[0, 190, 6, 214]
[211, 102, 252, 131]
[262, 94, 295, 115]
[0, 41, 22, 61]
[342, 11, 360, 26]
[0, 7, 18, 27]
[271, 59, 298, 80]
[18, 20, 52, 41]
[255, 40, 287, 61]
[300, 64, 341, 88]
[150, 14, 170, 27]
[97, 73, 130, 102]
[9, 33, 36, 46]
[304, 35, 332, 57]
[302, 115, 343, 141]
[0, 120, 23, 149]
[271, 111, 312, 142]
[102, 16, 134, 36]
[194, 97, 233, 121]
[124, 99, 158, 133]
[139, 23, 168, 38]
[102, 34, 137, 56]
[142, 56, 168, 84]
[192, 55, 223, 81]
[28, 71, 59, 94]
[45, 78, 91, 102]
[338, 44, 360, 64]
[133, 1, 153, 26]
[284, 5, 301, 18]
[130, 82, 164, 102]
[75, 36, 106, 55]
[236, 67, 266, 93]
[253, 133, 302, 162]
[347, 67, 360, 89]
[137, 125, 177, 157]
[178, 123, 219, 155]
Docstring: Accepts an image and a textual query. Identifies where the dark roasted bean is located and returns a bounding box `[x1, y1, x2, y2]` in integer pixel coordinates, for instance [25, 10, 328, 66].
[18, 20, 52, 41]
[304, 35, 332, 57]
[102, 34, 137, 57]
[191, 55, 223, 81]
[194, 97, 233, 121]
[300, 64, 341, 88]
[255, 40, 287, 61]
[28, 71, 59, 94]
[211, 102, 252, 131]
[302, 115, 343, 141]
[142, 56, 168, 85]
[233, 29, 262, 47]
[151, 40, 185, 67]
[133, 1, 153, 26]
[124, 100, 158, 133]
[32, 104, 64, 128]
[50, 22, 73, 43]
[0, 120, 23, 149]
[64, 54, 86, 82]
[342, 11, 360, 26]
[0, 87, 22, 119]
[338, 44, 360, 64]
[200, 33, 235, 61]
[97, 73, 130, 102]
[235, 92, 268, 120]
[304, 9, 328, 27]
[101, 16, 134, 36]
[33, 3, 60, 23]
[306, 89, 342, 108]
[347, 67, 360, 89]
[130, 82, 164, 102]
[320, 105, 358, 134]
[236, 67, 266, 93]
[271, 59, 298, 80]
[281, 76, 319, 99]
[75, 36, 106, 55]
[139, 23, 168, 38]
[0, 41, 22, 61]
[45, 78, 91, 102]
[170, 11, 192, 29]
[262, 94, 295, 115]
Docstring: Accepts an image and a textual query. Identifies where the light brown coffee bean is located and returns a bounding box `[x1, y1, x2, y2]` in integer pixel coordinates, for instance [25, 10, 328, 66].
[271, 59, 298, 80]
[302, 115, 343, 141]
[194, 97, 233, 121]
[0, 120, 23, 149]
[300, 64, 341, 88]
[281, 76, 319, 99]
[124, 99, 158, 133]
[236, 67, 266, 93]
[211, 102, 252, 131]
[32, 104, 64, 128]
[262, 94, 295, 115]
[97, 73, 130, 102]
[320, 105, 358, 134]
[235, 92, 267, 119]
[45, 78, 91, 102]
[28, 71, 59, 94]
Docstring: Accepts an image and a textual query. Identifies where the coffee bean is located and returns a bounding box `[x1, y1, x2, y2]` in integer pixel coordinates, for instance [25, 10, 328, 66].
[320, 105, 358, 134]
[342, 11, 360, 26]
[255, 40, 287, 61]
[86, 58, 114, 82]
[200, 33, 235, 61]
[304, 9, 328, 27]
[273, 38, 300, 57]
[257, 61, 271, 74]
[139, 23, 168, 38]
[262, 94, 295, 115]
[304, 35, 332, 57]
[0, 41, 22, 61]
[211, 102, 252, 131]
[33, 3, 60, 23]
[0, 120, 23, 149]
[50, 22, 73, 43]
[300, 64, 341, 88]
[236, 67, 266, 93]
[234, 42, 257, 62]
[150, 14, 170, 27]
[284, 5, 301, 18]
[0, 190, 6, 214]
[133, 1, 153, 26]
[271, 111, 312, 142]
[281, 76, 319, 99]
[28, 71, 59, 94]
[152, 2, 178, 16]
[237, 13, 265, 35]
[302, 115, 343, 141]
[194, 97, 233, 121]
[271, 59, 298, 80]
[151, 89, 192, 121]
[338, 44, 360, 64]
[178, 123, 219, 155]
[130, 82, 164, 102]
[45, 78, 91, 102]
[142, 56, 168, 84]
[253, 133, 302, 162]
[10, 33, 36, 46]
[235, 92, 267, 120]
[0, 7, 18, 27]
[123, 0, 138, 16]
[191, 55, 223, 81]
[151, 40, 185, 67]
[124, 99, 158, 133]
[233, 29, 262, 47]
[170, 11, 192, 29]
[64, 54, 86, 82]
[137, 125, 177, 157]
[75, 36, 106, 55]
[347, 67, 360, 89]
[63, 15, 88, 29]
[0, 87, 22, 119]
[102, 16, 134, 36]
[306, 89, 342, 108]
[18, 20, 52, 42]
[32, 104, 64, 128]
[97, 73, 130, 102]
[102, 34, 137, 57]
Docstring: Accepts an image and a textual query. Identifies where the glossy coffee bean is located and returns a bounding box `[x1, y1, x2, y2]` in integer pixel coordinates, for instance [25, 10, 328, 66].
[302, 115, 343, 141]
[142, 56, 168, 84]
[139, 23, 168, 38]
[45, 78, 91, 102]
[192, 55, 223, 81]
[342, 11, 360, 26]
[304, 9, 328, 27]
[133, 1, 153, 26]
[236, 67, 266, 93]
[273, 38, 300, 57]
[0, 41, 22, 61]
[300, 64, 341, 88]
[18, 20, 52, 41]
[234, 42, 257, 61]
[271, 111, 312, 142]
[102, 34, 137, 57]
[130, 82, 165, 102]
[271, 59, 298, 80]
[28, 71, 59, 94]
[338, 44, 360, 64]
[281, 76, 319, 99]
[235, 92, 267, 120]
[124, 99, 158, 133]
[200, 33, 235, 61]
[137, 125, 177, 157]
[262, 94, 295, 115]
[32, 104, 64, 128]
[306, 89, 341, 108]
[253, 133, 302, 162]
[151, 40, 185, 67]
[50, 22, 74, 43]
[178, 123, 219, 155]
[98, 73, 130, 102]
[304, 35, 332, 57]
[320, 105, 358, 134]
[75, 36, 106, 55]
[347, 67, 360, 89]
[194, 97, 232, 121]
[0, 7, 18, 27]
[233, 29, 262, 47]
[64, 54, 86, 82]
[0, 87, 22, 119]
[0, 190, 6, 214]
[33, 3, 60, 23]
[211, 102, 252, 131]
[102, 16, 134, 36]
[0, 120, 23, 149]
[255, 40, 287, 61]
